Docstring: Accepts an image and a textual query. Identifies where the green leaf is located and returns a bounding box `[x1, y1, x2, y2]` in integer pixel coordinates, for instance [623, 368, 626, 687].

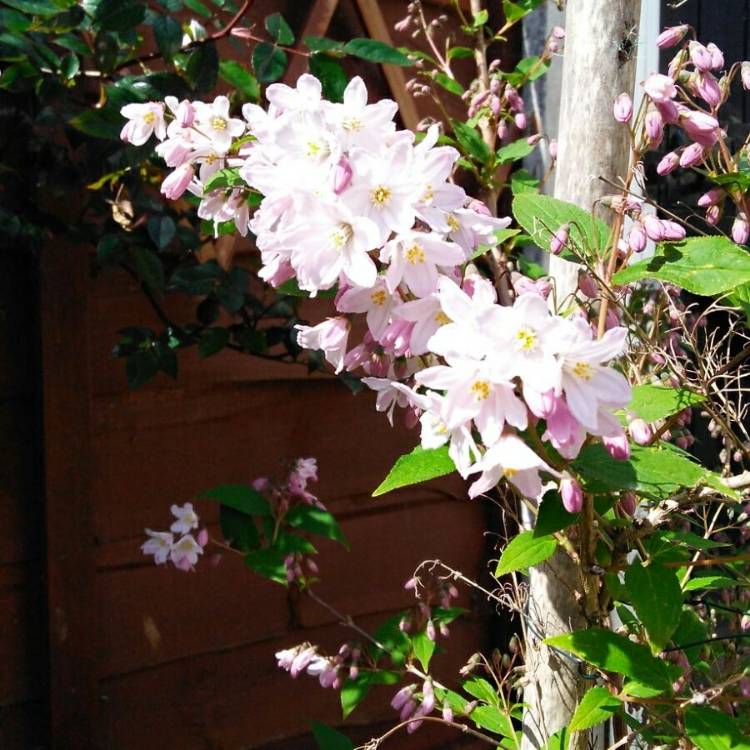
[153, 15, 182, 60]
[502, 0, 543, 23]
[471, 8, 488, 27]
[573, 444, 738, 500]
[546, 628, 672, 693]
[252, 41, 287, 83]
[264, 12, 294, 45]
[309, 53, 347, 102]
[244, 548, 287, 584]
[543, 728, 569, 750]
[496, 139, 535, 165]
[447, 46, 474, 60]
[219, 505, 259, 552]
[612, 237, 750, 296]
[311, 722, 353, 750]
[185, 41, 218, 92]
[203, 167, 246, 192]
[276, 277, 337, 299]
[147, 214, 176, 249]
[2, 0, 62, 16]
[672, 608, 708, 665]
[627, 383, 704, 423]
[198, 327, 229, 358]
[451, 120, 490, 162]
[372, 446, 456, 496]
[341, 671, 399, 718]
[59, 52, 80, 80]
[219, 60, 260, 101]
[569, 687, 622, 731]
[343, 38, 411, 66]
[534, 491, 578, 537]
[471, 705, 514, 736]
[200, 484, 271, 516]
[512, 193, 609, 259]
[412, 629, 436, 670]
[285, 505, 348, 548]
[131, 246, 165, 293]
[183, 0, 211, 16]
[684, 705, 750, 750]
[511, 168, 540, 195]
[93, 0, 146, 31]
[495, 530, 557, 576]
[508, 54, 549, 84]
[463, 677, 499, 706]
[683, 574, 739, 592]
[624, 562, 682, 651]
[70, 106, 122, 139]
[470, 228, 520, 260]
[125, 349, 159, 389]
[371, 614, 410, 666]
[433, 72, 464, 96]
[303, 35, 345, 54]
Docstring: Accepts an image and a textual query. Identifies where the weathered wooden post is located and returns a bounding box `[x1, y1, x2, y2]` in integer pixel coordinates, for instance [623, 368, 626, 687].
[522, 2, 642, 748]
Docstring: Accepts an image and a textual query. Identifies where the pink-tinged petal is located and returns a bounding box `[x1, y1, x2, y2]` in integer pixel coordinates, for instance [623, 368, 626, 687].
[404, 261, 438, 297]
[509, 469, 543, 499]
[342, 249, 377, 289]
[436, 276, 474, 322]
[587, 367, 632, 408]
[468, 465, 502, 498]
[415, 365, 464, 390]
[563, 374, 599, 431]
[442, 386, 480, 429]
[343, 76, 368, 109]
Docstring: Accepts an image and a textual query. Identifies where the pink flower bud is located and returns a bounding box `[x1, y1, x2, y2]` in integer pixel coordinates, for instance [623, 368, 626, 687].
[643, 214, 666, 241]
[628, 221, 648, 253]
[527, 133, 542, 145]
[644, 73, 677, 103]
[496, 120, 509, 142]
[679, 142, 707, 167]
[174, 99, 195, 128]
[404, 577, 417, 591]
[619, 491, 637, 516]
[706, 43, 724, 70]
[705, 204, 722, 225]
[603, 434, 630, 461]
[645, 110, 664, 146]
[660, 220, 686, 241]
[394, 16, 411, 33]
[695, 72, 722, 108]
[740, 614, 750, 632]
[656, 24, 688, 48]
[550, 224, 569, 255]
[560, 477, 583, 513]
[628, 418, 652, 445]
[426, 619, 436, 641]
[742, 62, 750, 90]
[681, 110, 719, 146]
[740, 677, 750, 698]
[548, 138, 558, 159]
[697, 187, 724, 207]
[656, 151, 680, 176]
[332, 157, 353, 194]
[689, 41, 713, 72]
[514, 112, 527, 130]
[197, 528, 209, 547]
[490, 96, 501, 116]
[391, 685, 415, 711]
[613, 93, 633, 123]
[161, 163, 195, 200]
[732, 212, 749, 245]
[578, 272, 599, 298]
[552, 26, 565, 39]
[442, 704, 454, 723]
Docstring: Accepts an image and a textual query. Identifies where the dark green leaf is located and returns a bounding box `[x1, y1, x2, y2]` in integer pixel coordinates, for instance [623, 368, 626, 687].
[683, 574, 738, 592]
[452, 119, 490, 162]
[186, 42, 218, 92]
[546, 628, 672, 693]
[534, 491, 578, 537]
[684, 705, 750, 750]
[2, 0, 62, 16]
[624, 562, 682, 651]
[69, 106, 122, 138]
[97, 234, 125, 265]
[183, 0, 211, 16]
[343, 38, 411, 66]
[612, 237, 750, 296]
[672, 608, 708, 665]
[511, 168, 540, 194]
[131, 246, 165, 293]
[153, 15, 182, 60]
[303, 35, 345, 54]
[309, 53, 347, 102]
[372, 446, 456, 496]
[59, 52, 79, 79]
[252, 41, 287, 83]
[502, 0, 543, 22]
[200, 484, 271, 516]
[93, 0, 146, 31]
[285, 505, 348, 548]
[447, 46, 474, 60]
[371, 614, 410, 666]
[244, 548, 287, 584]
[433, 72, 464, 96]
[311, 722, 353, 750]
[341, 671, 399, 718]
[495, 530, 557, 576]
[218, 60, 260, 101]
[264, 12, 294, 45]
[198, 327, 229, 358]
[125, 349, 159, 389]
[219, 505, 259, 552]
[147, 214, 176, 249]
[569, 687, 621, 731]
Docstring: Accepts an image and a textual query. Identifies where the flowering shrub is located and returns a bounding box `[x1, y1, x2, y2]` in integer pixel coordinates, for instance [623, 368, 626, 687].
[120, 5, 750, 750]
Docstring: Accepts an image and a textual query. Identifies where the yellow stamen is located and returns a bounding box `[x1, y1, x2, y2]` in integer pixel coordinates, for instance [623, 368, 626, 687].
[470, 380, 491, 401]
[306, 141, 322, 157]
[572, 361, 594, 380]
[503, 467, 518, 478]
[434, 311, 451, 326]
[330, 223, 352, 249]
[370, 289, 387, 306]
[515, 327, 537, 351]
[211, 116, 227, 131]
[342, 116, 363, 131]
[405, 243, 426, 265]
[143, 111, 156, 124]
[421, 184, 434, 203]
[370, 185, 391, 206]
[447, 214, 461, 231]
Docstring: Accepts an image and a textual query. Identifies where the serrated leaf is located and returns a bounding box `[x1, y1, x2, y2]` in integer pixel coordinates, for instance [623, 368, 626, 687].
[470, 705, 514, 736]
[372, 446, 456, 496]
[624, 562, 682, 651]
[534, 491, 578, 537]
[569, 687, 621, 731]
[252, 41, 287, 83]
[203, 167, 246, 192]
[683, 574, 738, 592]
[219, 60, 259, 101]
[343, 38, 411, 66]
[463, 677, 499, 706]
[451, 119, 490, 162]
[244, 548, 287, 584]
[411, 629, 435, 670]
[684, 705, 750, 750]
[512, 193, 609, 259]
[285, 505, 348, 548]
[546, 628, 672, 692]
[627, 383, 704, 423]
[264, 12, 294, 45]
[511, 168, 540, 195]
[495, 530, 557, 576]
[311, 722, 353, 750]
[200, 484, 271, 516]
[496, 138, 535, 165]
[613, 237, 750, 295]
[502, 0, 543, 23]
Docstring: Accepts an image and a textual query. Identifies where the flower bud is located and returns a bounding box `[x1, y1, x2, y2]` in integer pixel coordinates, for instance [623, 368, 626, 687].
[644, 73, 677, 103]
[742, 62, 750, 90]
[656, 24, 688, 48]
[619, 491, 637, 516]
[197, 528, 209, 547]
[705, 204, 722, 226]
[660, 220, 686, 241]
[628, 418, 653, 445]
[332, 156, 353, 194]
[613, 92, 633, 123]
[560, 476, 583, 514]
[689, 41, 713, 72]
[603, 434, 630, 461]
[161, 163, 195, 200]
[679, 142, 706, 167]
[656, 151, 680, 176]
[707, 43, 724, 70]
[681, 110, 719, 146]
[645, 110, 664, 146]
[628, 220, 647, 253]
[548, 138, 558, 159]
[578, 272, 598, 298]
[697, 187, 724, 207]
[695, 72, 722, 108]
[550, 224, 569, 255]
[514, 111, 527, 130]
[643, 214, 665, 241]
[732, 212, 749, 245]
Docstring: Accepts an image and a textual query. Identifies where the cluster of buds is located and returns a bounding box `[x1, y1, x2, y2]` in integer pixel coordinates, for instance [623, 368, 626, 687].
[252, 457, 323, 514]
[275, 641, 362, 690]
[141, 503, 209, 571]
[390, 679, 438, 733]
[401, 573, 460, 640]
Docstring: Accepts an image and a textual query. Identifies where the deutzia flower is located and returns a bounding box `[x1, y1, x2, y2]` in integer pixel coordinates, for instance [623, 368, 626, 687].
[336, 278, 399, 339]
[120, 102, 166, 146]
[170, 534, 204, 571]
[296, 318, 350, 373]
[192, 95, 245, 153]
[141, 530, 174, 565]
[170, 502, 199, 535]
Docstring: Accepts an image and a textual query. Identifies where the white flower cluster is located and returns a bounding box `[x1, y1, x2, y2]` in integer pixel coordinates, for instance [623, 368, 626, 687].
[122, 74, 632, 503]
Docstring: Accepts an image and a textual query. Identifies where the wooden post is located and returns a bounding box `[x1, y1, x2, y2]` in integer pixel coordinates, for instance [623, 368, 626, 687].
[41, 242, 101, 749]
[522, 2, 641, 749]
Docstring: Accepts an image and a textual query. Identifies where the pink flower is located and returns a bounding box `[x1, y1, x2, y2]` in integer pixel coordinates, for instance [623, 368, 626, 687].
[170, 533, 204, 571]
[656, 24, 688, 48]
[707, 43, 724, 69]
[680, 142, 707, 167]
[732, 213, 749, 245]
[613, 93, 633, 123]
[161, 163, 195, 200]
[170, 502, 199, 535]
[120, 102, 166, 145]
[681, 110, 719, 146]
[643, 74, 677, 103]
[560, 476, 583, 513]
[141, 529, 174, 565]
[656, 151, 680, 176]
[296, 317, 350, 373]
[695, 72, 721, 108]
